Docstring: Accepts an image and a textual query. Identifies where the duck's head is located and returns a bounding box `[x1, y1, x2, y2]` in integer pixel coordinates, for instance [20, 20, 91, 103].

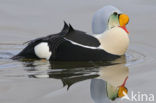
[108, 12, 129, 34]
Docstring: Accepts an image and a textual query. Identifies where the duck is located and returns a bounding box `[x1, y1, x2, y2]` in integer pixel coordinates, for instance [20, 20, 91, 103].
[12, 11, 129, 61]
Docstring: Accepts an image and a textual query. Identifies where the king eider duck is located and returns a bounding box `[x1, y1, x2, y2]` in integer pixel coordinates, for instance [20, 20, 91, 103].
[12, 12, 129, 61]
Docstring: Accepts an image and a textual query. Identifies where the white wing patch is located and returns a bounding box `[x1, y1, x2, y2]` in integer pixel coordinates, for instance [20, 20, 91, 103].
[64, 38, 101, 50]
[34, 42, 52, 60]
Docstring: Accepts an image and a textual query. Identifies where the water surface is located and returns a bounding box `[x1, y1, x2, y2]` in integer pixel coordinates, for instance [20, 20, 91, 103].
[0, 0, 156, 103]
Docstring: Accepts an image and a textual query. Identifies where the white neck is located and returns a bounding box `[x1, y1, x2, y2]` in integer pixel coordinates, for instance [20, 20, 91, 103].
[95, 27, 129, 55]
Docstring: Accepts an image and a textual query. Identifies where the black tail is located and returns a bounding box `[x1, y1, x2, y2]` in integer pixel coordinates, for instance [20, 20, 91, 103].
[11, 55, 23, 60]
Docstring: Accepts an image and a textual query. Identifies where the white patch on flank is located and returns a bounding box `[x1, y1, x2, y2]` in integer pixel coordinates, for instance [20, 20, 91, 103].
[95, 27, 129, 55]
[34, 42, 52, 60]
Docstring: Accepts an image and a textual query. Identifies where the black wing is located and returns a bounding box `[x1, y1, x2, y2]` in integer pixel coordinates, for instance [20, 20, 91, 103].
[64, 24, 100, 47]
[24, 22, 100, 47]
[12, 22, 102, 60]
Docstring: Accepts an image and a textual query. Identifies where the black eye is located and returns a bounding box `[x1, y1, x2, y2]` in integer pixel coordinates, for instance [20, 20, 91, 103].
[113, 12, 118, 15]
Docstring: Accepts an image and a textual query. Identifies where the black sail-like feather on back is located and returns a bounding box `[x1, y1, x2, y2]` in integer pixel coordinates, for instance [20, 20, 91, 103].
[64, 24, 100, 47]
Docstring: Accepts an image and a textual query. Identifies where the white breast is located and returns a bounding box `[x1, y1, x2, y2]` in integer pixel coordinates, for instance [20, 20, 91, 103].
[34, 42, 52, 60]
[96, 27, 129, 55]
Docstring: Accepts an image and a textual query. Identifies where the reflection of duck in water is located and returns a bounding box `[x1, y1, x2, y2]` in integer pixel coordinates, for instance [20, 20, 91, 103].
[90, 64, 129, 102]
[23, 52, 127, 91]
[25, 60, 111, 89]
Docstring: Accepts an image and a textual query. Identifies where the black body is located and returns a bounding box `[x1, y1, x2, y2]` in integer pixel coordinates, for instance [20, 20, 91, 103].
[12, 22, 120, 61]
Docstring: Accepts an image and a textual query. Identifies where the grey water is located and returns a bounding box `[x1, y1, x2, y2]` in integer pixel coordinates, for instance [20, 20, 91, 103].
[0, 0, 156, 103]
